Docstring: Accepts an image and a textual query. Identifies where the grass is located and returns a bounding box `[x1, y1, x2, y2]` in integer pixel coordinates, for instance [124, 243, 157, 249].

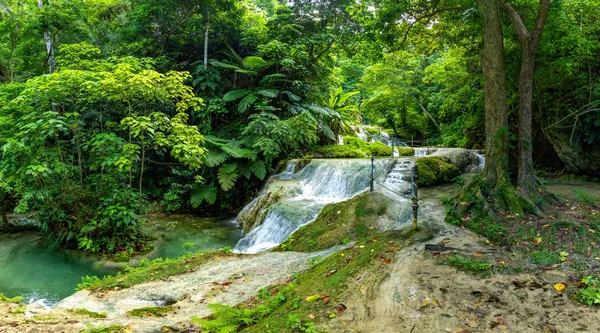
[78, 249, 235, 291]
[127, 305, 174, 317]
[195, 230, 422, 333]
[447, 255, 493, 277]
[0, 293, 23, 303]
[67, 308, 107, 318]
[82, 324, 125, 333]
[276, 192, 390, 252]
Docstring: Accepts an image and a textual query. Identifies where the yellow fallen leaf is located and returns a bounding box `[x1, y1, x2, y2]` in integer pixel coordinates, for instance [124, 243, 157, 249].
[308, 314, 316, 319]
[433, 299, 441, 307]
[336, 210, 341, 214]
[306, 295, 320, 302]
[560, 251, 569, 257]
[553, 283, 565, 292]
[533, 237, 542, 245]
[420, 298, 430, 308]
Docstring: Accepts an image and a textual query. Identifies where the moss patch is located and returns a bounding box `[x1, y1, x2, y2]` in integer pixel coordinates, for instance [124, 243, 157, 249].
[78, 250, 235, 291]
[196, 230, 423, 333]
[312, 145, 367, 158]
[82, 324, 125, 333]
[127, 305, 174, 317]
[0, 293, 23, 303]
[397, 147, 415, 156]
[67, 308, 107, 318]
[276, 192, 391, 252]
[416, 157, 460, 187]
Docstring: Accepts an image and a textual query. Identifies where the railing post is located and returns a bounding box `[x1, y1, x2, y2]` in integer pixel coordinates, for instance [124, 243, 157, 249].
[370, 156, 374, 192]
[412, 165, 419, 230]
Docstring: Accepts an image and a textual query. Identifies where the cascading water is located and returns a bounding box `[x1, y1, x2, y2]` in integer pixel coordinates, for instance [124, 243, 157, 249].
[234, 159, 393, 253]
[475, 153, 485, 171]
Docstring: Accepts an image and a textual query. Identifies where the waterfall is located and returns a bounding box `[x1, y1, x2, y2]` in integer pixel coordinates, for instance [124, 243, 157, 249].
[234, 159, 392, 254]
[475, 153, 485, 171]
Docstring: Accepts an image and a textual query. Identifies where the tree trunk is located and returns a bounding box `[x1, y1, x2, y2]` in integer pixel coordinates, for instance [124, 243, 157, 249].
[37, 0, 55, 74]
[203, 11, 209, 69]
[476, 0, 510, 186]
[1, 193, 8, 225]
[139, 146, 145, 203]
[500, 0, 551, 195]
[517, 48, 536, 193]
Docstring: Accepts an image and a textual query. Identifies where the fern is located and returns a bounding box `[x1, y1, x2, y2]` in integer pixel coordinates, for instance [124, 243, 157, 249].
[242, 56, 268, 69]
[190, 186, 218, 207]
[238, 94, 258, 113]
[223, 89, 251, 102]
[204, 150, 229, 167]
[191, 304, 257, 333]
[255, 89, 279, 98]
[218, 165, 239, 191]
[249, 160, 266, 180]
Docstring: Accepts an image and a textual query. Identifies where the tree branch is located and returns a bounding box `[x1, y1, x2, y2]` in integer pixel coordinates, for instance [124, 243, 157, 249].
[499, 2, 530, 44]
[531, 0, 551, 46]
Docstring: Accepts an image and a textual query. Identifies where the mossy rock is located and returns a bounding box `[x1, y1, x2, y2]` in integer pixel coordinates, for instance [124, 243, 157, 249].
[276, 192, 392, 252]
[397, 147, 415, 156]
[365, 141, 393, 156]
[416, 157, 460, 186]
[312, 145, 367, 158]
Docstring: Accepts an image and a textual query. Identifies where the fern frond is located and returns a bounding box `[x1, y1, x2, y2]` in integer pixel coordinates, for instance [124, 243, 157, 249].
[255, 89, 279, 98]
[204, 150, 229, 167]
[238, 94, 258, 113]
[242, 56, 268, 69]
[223, 89, 251, 102]
[249, 159, 266, 180]
[190, 186, 218, 207]
[218, 165, 239, 191]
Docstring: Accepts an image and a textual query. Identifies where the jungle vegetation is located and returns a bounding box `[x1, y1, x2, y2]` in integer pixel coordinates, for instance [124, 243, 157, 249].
[0, 0, 598, 254]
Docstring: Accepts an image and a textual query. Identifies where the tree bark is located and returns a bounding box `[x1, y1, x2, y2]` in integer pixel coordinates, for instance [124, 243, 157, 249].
[500, 0, 551, 195]
[204, 11, 210, 69]
[0, 193, 8, 225]
[37, 0, 55, 73]
[476, 0, 510, 186]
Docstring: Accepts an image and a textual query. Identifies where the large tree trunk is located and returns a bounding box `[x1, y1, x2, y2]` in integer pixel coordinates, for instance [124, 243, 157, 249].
[37, 0, 55, 74]
[476, 0, 510, 187]
[500, 0, 551, 195]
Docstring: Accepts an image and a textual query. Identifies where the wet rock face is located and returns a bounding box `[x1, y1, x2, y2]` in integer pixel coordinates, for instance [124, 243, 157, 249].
[431, 148, 481, 173]
[545, 130, 600, 174]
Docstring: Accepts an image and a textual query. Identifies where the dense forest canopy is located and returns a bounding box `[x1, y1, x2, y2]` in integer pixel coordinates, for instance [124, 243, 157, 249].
[0, 0, 598, 253]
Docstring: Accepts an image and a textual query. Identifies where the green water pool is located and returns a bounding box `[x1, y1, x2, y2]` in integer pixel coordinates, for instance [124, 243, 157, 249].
[0, 215, 241, 304]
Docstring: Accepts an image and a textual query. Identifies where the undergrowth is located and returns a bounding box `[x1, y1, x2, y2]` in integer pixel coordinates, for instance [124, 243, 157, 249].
[447, 255, 493, 277]
[127, 305, 174, 317]
[67, 308, 107, 318]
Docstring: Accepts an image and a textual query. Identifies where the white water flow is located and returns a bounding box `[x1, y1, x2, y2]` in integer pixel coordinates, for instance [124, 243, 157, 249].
[476, 153, 485, 171]
[234, 159, 393, 253]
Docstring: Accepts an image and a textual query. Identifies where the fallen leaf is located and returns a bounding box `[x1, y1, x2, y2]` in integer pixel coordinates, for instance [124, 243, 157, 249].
[335, 304, 347, 316]
[306, 295, 320, 302]
[433, 298, 441, 307]
[533, 237, 542, 245]
[473, 253, 483, 257]
[327, 270, 337, 276]
[308, 314, 316, 319]
[553, 283, 566, 292]
[383, 258, 392, 264]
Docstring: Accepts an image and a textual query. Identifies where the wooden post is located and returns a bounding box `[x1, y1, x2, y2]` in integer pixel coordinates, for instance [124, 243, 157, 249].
[370, 156, 374, 192]
[412, 165, 419, 230]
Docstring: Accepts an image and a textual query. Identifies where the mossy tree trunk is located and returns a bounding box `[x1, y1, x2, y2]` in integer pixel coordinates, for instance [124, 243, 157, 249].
[476, 0, 510, 188]
[500, 0, 551, 196]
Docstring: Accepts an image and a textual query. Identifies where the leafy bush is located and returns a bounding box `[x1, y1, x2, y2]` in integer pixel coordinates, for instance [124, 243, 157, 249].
[577, 275, 600, 305]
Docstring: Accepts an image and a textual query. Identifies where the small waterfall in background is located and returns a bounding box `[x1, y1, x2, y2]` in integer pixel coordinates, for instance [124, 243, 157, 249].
[383, 160, 414, 195]
[415, 148, 428, 157]
[234, 159, 394, 253]
[476, 153, 485, 171]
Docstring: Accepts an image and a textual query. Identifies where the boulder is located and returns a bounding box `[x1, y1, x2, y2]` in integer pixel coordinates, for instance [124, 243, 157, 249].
[431, 148, 481, 173]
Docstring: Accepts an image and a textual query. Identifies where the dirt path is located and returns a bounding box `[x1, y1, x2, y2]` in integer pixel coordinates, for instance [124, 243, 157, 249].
[326, 189, 600, 333]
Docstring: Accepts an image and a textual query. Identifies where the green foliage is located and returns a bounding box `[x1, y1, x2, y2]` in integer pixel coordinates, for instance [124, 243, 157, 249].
[397, 147, 415, 156]
[312, 145, 366, 158]
[447, 255, 493, 277]
[577, 275, 600, 306]
[82, 324, 125, 333]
